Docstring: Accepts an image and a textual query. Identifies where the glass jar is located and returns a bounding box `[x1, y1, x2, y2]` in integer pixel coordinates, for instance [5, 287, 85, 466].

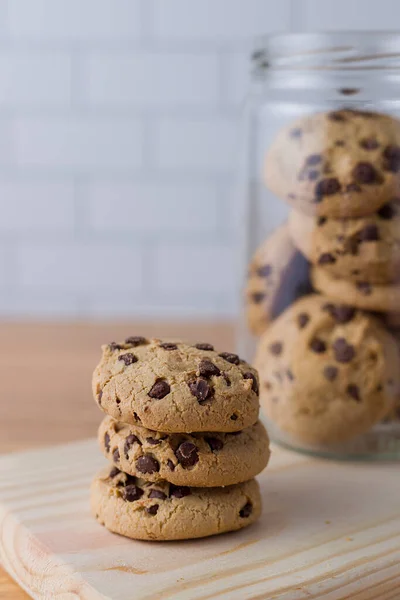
[238, 32, 400, 460]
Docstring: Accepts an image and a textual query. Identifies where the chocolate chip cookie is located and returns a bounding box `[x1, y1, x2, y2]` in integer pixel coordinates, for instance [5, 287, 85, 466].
[265, 109, 400, 218]
[289, 199, 400, 284]
[246, 223, 313, 336]
[255, 295, 400, 444]
[92, 338, 259, 433]
[91, 466, 261, 541]
[312, 267, 400, 312]
[99, 416, 270, 487]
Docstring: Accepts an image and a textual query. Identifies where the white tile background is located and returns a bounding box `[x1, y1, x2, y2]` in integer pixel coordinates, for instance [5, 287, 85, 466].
[0, 0, 397, 318]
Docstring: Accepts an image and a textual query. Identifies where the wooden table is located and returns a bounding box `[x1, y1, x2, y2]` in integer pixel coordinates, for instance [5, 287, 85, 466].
[0, 321, 233, 599]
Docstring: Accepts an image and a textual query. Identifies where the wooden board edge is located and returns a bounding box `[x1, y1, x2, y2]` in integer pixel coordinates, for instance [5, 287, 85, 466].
[0, 505, 105, 600]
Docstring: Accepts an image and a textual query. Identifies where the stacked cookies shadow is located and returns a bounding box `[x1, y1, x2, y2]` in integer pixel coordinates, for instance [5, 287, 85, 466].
[90, 337, 270, 541]
[246, 108, 400, 447]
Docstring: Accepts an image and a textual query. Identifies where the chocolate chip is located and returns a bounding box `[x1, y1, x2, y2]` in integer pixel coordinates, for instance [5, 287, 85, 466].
[323, 366, 338, 381]
[239, 502, 253, 518]
[269, 342, 283, 355]
[123, 484, 144, 502]
[287, 369, 295, 381]
[125, 336, 148, 346]
[136, 455, 160, 475]
[148, 380, 170, 399]
[108, 342, 124, 351]
[146, 437, 161, 446]
[352, 162, 381, 184]
[308, 170, 320, 181]
[188, 378, 213, 403]
[345, 182, 362, 193]
[124, 434, 141, 457]
[310, 338, 326, 353]
[118, 353, 137, 366]
[104, 433, 111, 453]
[170, 485, 191, 498]
[257, 264, 272, 277]
[378, 202, 397, 219]
[317, 217, 327, 226]
[383, 145, 400, 172]
[333, 338, 355, 363]
[166, 459, 175, 471]
[133, 412, 141, 423]
[230, 414, 238, 421]
[360, 138, 379, 150]
[356, 281, 372, 295]
[159, 342, 178, 350]
[149, 489, 167, 500]
[199, 359, 221, 378]
[113, 448, 120, 463]
[218, 352, 240, 365]
[222, 373, 231, 387]
[195, 343, 214, 351]
[290, 127, 302, 138]
[306, 154, 322, 166]
[205, 437, 224, 452]
[109, 467, 120, 478]
[251, 292, 266, 304]
[347, 384, 361, 401]
[328, 111, 346, 121]
[339, 88, 360, 95]
[323, 303, 355, 323]
[97, 390, 103, 405]
[243, 372, 259, 394]
[175, 442, 199, 468]
[318, 253, 336, 265]
[147, 504, 159, 515]
[358, 224, 380, 241]
[297, 313, 310, 328]
[315, 178, 341, 199]
[335, 140, 345, 147]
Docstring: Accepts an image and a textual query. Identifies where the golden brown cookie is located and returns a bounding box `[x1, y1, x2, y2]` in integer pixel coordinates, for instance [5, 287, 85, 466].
[289, 200, 400, 284]
[99, 416, 270, 487]
[255, 295, 400, 444]
[92, 338, 259, 433]
[246, 223, 312, 336]
[312, 267, 400, 312]
[91, 466, 262, 541]
[265, 109, 400, 218]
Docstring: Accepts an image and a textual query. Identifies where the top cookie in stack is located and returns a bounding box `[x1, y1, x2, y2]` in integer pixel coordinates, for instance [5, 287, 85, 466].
[92, 337, 260, 432]
[91, 337, 270, 541]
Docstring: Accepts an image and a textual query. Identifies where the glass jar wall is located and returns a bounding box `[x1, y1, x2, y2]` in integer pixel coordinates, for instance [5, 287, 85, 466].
[239, 33, 400, 460]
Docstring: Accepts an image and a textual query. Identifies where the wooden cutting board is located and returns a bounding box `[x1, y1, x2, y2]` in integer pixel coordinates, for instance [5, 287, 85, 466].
[0, 440, 399, 600]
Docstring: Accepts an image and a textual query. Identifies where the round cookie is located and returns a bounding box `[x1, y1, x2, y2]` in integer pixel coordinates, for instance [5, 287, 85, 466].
[92, 338, 259, 433]
[289, 199, 400, 284]
[99, 416, 270, 488]
[255, 294, 400, 444]
[91, 466, 261, 541]
[265, 108, 400, 218]
[246, 223, 313, 336]
[312, 267, 400, 312]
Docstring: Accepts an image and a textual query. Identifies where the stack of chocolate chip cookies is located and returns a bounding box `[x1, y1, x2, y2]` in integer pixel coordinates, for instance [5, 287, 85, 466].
[246, 108, 400, 446]
[90, 337, 270, 541]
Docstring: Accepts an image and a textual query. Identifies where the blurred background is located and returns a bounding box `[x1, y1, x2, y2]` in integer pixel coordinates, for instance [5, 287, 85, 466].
[0, 0, 398, 321]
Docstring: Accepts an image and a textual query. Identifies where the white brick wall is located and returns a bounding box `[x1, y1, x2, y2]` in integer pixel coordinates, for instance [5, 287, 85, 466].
[0, 0, 397, 318]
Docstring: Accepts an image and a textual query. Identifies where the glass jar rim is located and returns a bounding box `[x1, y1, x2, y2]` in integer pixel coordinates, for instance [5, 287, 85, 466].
[252, 31, 400, 73]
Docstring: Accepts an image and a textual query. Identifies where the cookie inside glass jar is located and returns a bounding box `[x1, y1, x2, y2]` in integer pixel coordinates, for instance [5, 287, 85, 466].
[240, 33, 400, 459]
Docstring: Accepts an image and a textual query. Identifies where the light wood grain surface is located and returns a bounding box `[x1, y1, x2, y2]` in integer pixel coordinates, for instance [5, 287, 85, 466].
[0, 321, 233, 600]
[1, 439, 400, 599]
